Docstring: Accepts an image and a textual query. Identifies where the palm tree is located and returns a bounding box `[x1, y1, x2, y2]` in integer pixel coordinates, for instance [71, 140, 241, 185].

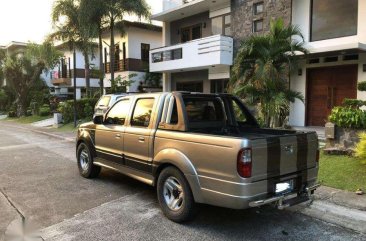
[230, 18, 308, 128]
[51, 0, 96, 97]
[79, 0, 150, 85]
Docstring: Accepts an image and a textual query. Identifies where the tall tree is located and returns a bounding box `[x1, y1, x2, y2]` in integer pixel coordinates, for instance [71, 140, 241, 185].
[0, 48, 5, 86]
[79, 0, 151, 85]
[3, 42, 61, 116]
[79, 0, 106, 95]
[231, 19, 308, 127]
[51, 0, 96, 97]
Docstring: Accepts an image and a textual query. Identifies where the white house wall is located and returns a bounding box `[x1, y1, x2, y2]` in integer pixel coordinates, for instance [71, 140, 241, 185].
[127, 27, 162, 59]
[104, 71, 146, 92]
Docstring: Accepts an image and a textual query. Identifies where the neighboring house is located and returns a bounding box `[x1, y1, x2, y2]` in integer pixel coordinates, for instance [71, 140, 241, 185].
[151, 0, 366, 127]
[149, 0, 288, 94]
[289, 0, 366, 127]
[102, 20, 162, 93]
[50, 42, 101, 99]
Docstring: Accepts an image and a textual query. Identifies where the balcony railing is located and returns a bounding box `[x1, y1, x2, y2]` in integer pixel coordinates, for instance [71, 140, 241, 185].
[149, 34, 233, 73]
[104, 59, 149, 74]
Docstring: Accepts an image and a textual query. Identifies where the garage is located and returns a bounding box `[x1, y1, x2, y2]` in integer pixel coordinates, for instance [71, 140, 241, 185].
[306, 65, 358, 126]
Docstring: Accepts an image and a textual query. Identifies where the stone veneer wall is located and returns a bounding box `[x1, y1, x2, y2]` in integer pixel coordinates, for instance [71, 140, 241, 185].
[231, 0, 292, 49]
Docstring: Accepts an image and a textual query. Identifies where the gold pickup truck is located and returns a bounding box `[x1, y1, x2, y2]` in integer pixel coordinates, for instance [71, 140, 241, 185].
[76, 92, 320, 222]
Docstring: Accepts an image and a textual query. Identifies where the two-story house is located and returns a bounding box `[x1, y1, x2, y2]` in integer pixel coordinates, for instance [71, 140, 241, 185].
[149, 0, 290, 93]
[151, 0, 366, 127]
[102, 20, 162, 92]
[51, 42, 101, 99]
[289, 0, 366, 127]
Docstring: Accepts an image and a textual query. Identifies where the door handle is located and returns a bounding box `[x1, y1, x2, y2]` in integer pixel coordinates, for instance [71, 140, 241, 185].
[115, 134, 121, 138]
[138, 136, 145, 142]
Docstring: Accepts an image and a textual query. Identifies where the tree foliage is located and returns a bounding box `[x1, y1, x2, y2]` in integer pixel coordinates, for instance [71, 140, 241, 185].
[0, 48, 5, 86]
[2, 42, 61, 116]
[230, 19, 308, 128]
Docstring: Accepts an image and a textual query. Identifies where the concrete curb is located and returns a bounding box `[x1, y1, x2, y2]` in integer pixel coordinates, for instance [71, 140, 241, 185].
[31, 129, 75, 143]
[298, 200, 366, 234]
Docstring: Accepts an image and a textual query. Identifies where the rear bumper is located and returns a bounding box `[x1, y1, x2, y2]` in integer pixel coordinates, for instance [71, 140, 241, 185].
[249, 183, 320, 209]
[193, 166, 319, 209]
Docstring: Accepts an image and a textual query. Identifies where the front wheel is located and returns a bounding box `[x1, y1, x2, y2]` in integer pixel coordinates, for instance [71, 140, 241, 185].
[77, 143, 101, 178]
[157, 167, 197, 222]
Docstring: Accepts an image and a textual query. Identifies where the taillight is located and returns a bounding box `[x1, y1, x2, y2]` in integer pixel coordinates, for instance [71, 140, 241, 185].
[316, 150, 320, 163]
[237, 148, 252, 178]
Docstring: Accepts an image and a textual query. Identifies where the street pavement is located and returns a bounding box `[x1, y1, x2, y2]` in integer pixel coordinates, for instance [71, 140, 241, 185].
[0, 121, 365, 241]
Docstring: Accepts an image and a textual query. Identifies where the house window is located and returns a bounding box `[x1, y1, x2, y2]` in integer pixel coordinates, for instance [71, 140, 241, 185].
[253, 19, 263, 32]
[253, 2, 264, 15]
[141, 43, 150, 63]
[181, 24, 202, 43]
[152, 48, 182, 63]
[311, 0, 358, 41]
[212, 14, 231, 36]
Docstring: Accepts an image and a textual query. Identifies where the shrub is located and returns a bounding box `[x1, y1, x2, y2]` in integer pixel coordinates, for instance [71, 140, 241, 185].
[58, 98, 98, 123]
[343, 98, 366, 108]
[358, 81, 366, 92]
[8, 111, 16, 118]
[329, 106, 366, 129]
[26, 109, 32, 116]
[39, 106, 51, 116]
[355, 132, 366, 164]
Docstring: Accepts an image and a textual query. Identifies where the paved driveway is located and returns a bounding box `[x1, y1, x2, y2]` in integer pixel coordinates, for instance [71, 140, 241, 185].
[0, 122, 365, 241]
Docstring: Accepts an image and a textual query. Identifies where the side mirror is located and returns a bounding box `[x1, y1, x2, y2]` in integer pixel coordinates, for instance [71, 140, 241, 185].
[93, 115, 104, 125]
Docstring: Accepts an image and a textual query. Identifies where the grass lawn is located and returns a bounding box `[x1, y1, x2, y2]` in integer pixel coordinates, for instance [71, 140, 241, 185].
[4, 115, 52, 124]
[318, 152, 366, 192]
[56, 119, 90, 132]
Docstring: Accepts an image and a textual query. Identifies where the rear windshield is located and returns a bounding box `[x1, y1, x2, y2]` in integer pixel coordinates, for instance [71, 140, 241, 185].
[96, 96, 111, 107]
[183, 97, 225, 122]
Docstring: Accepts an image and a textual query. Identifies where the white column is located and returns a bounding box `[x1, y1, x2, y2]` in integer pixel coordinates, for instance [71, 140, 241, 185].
[162, 22, 172, 92]
[163, 73, 172, 92]
[203, 79, 211, 93]
[76, 88, 81, 100]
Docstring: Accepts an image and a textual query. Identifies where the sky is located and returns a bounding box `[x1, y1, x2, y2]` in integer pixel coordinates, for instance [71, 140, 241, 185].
[0, 0, 163, 46]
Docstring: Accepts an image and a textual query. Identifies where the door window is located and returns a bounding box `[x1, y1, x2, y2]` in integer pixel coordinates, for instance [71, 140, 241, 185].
[104, 99, 130, 125]
[181, 25, 202, 43]
[131, 98, 155, 127]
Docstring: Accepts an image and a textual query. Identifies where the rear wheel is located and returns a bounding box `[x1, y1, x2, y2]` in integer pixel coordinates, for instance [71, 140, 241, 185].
[77, 143, 101, 178]
[157, 166, 197, 222]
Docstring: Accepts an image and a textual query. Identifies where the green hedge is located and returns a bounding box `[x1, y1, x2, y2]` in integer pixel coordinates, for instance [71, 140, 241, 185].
[58, 98, 98, 123]
[358, 81, 366, 92]
[329, 106, 366, 129]
[343, 98, 366, 108]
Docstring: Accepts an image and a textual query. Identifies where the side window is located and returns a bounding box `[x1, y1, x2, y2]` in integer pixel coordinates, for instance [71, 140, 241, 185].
[105, 99, 130, 125]
[131, 98, 155, 127]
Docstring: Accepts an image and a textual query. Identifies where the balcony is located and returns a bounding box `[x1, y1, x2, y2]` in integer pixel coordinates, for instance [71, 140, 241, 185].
[104, 59, 148, 73]
[154, 0, 230, 22]
[149, 35, 233, 73]
[52, 78, 71, 86]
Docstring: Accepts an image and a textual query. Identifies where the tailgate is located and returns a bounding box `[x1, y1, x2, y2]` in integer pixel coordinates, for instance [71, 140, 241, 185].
[250, 132, 318, 183]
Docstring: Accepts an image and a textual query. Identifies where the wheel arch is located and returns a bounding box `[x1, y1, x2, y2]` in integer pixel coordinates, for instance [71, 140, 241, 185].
[153, 148, 203, 203]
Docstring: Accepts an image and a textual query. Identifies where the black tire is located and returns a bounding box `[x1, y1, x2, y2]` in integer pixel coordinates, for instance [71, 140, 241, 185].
[77, 143, 101, 178]
[157, 166, 198, 222]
